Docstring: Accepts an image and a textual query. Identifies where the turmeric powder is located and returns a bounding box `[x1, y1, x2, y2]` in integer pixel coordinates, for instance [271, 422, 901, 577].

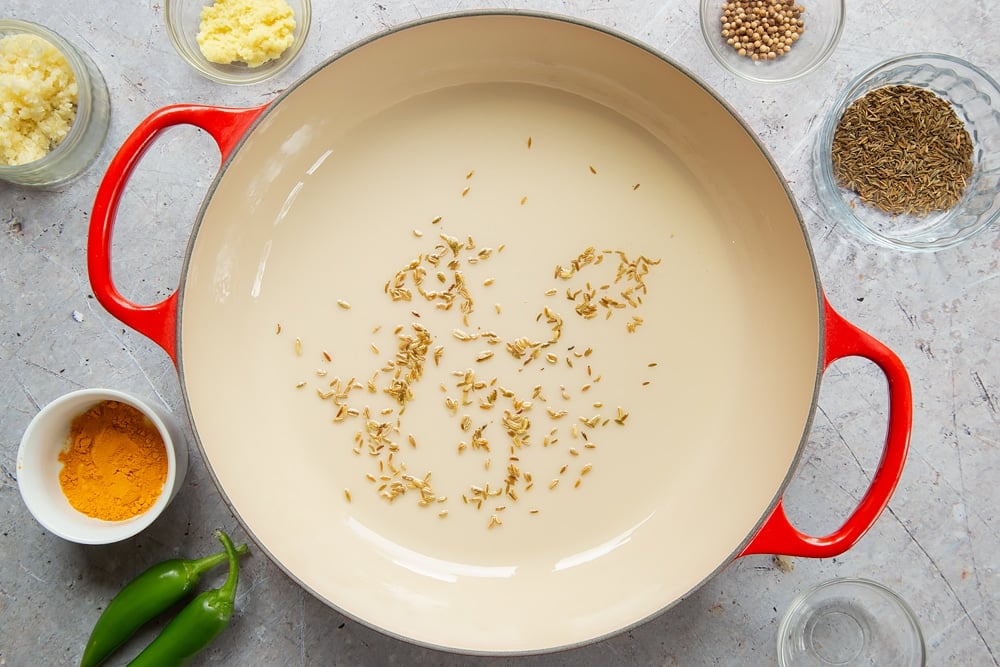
[58, 400, 168, 521]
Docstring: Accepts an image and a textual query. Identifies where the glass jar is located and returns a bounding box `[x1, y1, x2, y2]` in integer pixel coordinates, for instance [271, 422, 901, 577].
[0, 19, 111, 187]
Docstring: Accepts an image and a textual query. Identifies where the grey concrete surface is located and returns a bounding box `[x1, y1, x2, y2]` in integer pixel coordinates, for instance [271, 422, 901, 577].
[1, 1, 997, 665]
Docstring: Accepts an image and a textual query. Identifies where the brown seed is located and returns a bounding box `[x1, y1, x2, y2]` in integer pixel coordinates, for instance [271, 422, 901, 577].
[832, 85, 973, 215]
[720, 0, 804, 61]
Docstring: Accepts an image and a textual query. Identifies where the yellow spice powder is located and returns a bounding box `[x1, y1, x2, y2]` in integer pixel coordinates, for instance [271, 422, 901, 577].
[0, 33, 78, 166]
[197, 0, 296, 68]
[58, 400, 168, 521]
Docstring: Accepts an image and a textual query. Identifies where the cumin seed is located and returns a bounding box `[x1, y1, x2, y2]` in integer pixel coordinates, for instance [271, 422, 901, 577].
[832, 85, 973, 215]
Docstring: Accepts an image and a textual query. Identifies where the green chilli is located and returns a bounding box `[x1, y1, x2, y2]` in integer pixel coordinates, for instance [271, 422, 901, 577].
[80, 538, 248, 667]
[127, 530, 243, 667]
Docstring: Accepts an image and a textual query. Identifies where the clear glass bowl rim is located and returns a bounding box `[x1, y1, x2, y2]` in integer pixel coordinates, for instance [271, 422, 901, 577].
[813, 52, 1000, 251]
[698, 0, 846, 83]
[777, 577, 927, 667]
[0, 18, 110, 185]
[163, 0, 312, 85]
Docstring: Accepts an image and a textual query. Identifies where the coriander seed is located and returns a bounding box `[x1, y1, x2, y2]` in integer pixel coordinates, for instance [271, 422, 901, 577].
[720, 0, 805, 62]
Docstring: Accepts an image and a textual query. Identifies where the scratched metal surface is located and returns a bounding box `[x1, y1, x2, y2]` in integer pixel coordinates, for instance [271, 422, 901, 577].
[1, 1, 997, 665]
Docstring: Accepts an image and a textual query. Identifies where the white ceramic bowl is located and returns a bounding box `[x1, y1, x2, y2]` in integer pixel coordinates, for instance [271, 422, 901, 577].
[164, 0, 311, 85]
[17, 389, 189, 544]
[699, 0, 845, 83]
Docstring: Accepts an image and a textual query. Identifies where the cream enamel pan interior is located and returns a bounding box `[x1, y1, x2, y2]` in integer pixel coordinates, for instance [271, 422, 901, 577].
[89, 13, 912, 655]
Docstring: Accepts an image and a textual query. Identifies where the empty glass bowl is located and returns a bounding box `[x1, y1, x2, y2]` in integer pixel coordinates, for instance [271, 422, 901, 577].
[699, 0, 845, 83]
[778, 579, 926, 666]
[814, 53, 1000, 251]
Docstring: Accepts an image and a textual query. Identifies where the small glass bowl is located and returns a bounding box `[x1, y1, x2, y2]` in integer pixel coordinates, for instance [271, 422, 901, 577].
[17, 389, 189, 545]
[0, 19, 110, 187]
[165, 0, 311, 85]
[778, 579, 926, 666]
[814, 54, 1000, 251]
[699, 0, 845, 83]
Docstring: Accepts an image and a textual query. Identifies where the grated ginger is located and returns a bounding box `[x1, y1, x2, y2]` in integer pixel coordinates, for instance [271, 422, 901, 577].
[196, 0, 296, 68]
[0, 33, 78, 166]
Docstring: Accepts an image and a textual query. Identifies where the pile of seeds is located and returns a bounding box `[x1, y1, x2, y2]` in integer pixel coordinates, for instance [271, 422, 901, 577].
[831, 85, 974, 215]
[719, 0, 805, 61]
[315, 242, 655, 527]
[282, 149, 660, 529]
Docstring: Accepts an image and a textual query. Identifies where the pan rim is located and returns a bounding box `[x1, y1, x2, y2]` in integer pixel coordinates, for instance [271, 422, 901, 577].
[174, 9, 824, 655]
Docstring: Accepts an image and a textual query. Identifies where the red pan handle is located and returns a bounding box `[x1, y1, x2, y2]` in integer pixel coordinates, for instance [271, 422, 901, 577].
[88, 104, 268, 366]
[738, 296, 912, 558]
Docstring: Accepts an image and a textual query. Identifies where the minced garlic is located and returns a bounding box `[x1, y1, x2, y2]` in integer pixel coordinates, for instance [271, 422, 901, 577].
[196, 0, 296, 68]
[0, 33, 78, 166]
